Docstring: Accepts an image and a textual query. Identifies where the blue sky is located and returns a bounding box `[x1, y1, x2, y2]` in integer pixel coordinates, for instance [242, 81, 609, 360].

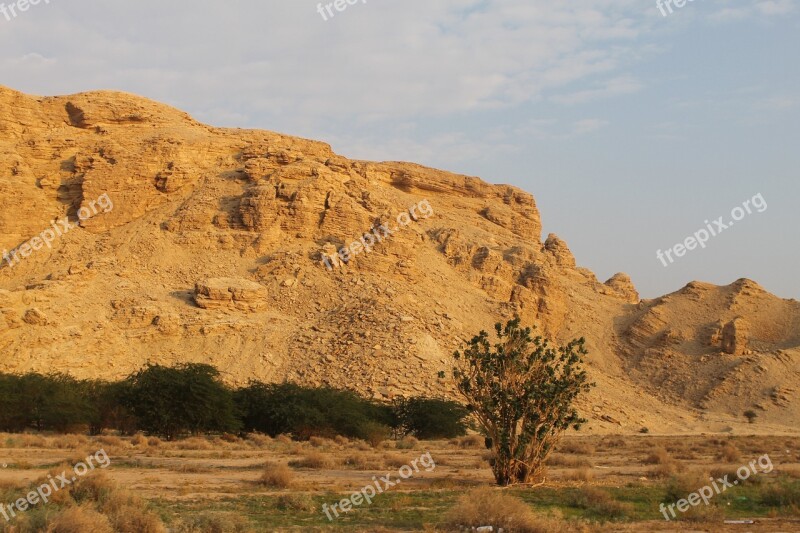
[1, 0, 798, 298]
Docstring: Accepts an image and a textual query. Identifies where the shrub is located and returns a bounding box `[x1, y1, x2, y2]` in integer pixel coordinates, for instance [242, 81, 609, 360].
[289, 452, 334, 469]
[47, 505, 114, 533]
[761, 479, 800, 507]
[444, 487, 563, 532]
[395, 435, 419, 450]
[451, 434, 486, 449]
[259, 462, 294, 488]
[644, 447, 672, 465]
[444, 319, 594, 485]
[649, 462, 679, 479]
[0, 373, 98, 432]
[171, 512, 254, 533]
[718, 443, 741, 463]
[569, 487, 631, 518]
[121, 364, 241, 440]
[235, 382, 392, 442]
[547, 454, 591, 468]
[563, 468, 594, 482]
[559, 441, 594, 455]
[276, 494, 316, 512]
[663, 470, 712, 503]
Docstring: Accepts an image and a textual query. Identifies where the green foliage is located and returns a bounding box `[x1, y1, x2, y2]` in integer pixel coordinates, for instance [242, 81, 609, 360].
[392, 397, 469, 439]
[234, 382, 393, 441]
[83, 380, 137, 435]
[761, 478, 800, 507]
[121, 363, 241, 439]
[0, 363, 470, 443]
[0, 373, 97, 432]
[448, 318, 594, 486]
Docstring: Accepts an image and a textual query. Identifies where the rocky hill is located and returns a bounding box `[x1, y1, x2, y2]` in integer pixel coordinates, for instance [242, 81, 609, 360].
[1, 86, 797, 434]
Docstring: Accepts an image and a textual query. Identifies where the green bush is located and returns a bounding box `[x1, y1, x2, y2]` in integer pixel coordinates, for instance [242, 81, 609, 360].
[392, 397, 469, 439]
[0, 373, 97, 432]
[0, 364, 477, 444]
[120, 364, 241, 439]
[235, 382, 392, 441]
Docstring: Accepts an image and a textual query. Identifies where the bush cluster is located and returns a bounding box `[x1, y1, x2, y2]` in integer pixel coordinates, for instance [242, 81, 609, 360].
[0, 364, 469, 441]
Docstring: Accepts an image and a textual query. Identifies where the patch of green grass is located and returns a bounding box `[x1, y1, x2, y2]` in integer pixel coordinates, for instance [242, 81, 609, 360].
[149, 477, 800, 531]
[153, 491, 459, 530]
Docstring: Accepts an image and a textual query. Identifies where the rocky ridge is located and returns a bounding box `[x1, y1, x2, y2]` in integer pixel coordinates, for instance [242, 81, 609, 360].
[1, 86, 798, 434]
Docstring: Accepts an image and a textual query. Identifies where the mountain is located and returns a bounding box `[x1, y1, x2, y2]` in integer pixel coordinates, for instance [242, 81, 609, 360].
[1, 86, 798, 434]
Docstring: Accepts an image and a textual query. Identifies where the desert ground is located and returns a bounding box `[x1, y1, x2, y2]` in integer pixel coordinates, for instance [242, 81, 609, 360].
[1, 432, 799, 532]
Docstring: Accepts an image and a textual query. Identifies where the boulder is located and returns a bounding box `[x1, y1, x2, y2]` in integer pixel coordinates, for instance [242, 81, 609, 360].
[194, 278, 267, 312]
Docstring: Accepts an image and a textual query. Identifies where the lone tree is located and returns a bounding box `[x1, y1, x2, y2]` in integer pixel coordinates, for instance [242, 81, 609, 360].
[744, 410, 758, 424]
[443, 319, 594, 486]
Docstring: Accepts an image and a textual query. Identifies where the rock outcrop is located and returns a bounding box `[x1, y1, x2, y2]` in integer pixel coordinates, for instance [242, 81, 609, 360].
[194, 278, 268, 312]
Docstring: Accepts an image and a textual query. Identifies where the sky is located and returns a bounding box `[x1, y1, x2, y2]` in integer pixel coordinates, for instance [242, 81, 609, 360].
[1, 0, 798, 299]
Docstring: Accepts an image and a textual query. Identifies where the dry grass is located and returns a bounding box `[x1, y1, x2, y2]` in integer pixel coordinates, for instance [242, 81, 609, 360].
[663, 470, 725, 522]
[259, 462, 294, 488]
[450, 434, 485, 449]
[289, 452, 335, 469]
[384, 453, 410, 468]
[599, 436, 626, 448]
[342, 453, 385, 470]
[547, 454, 592, 468]
[563, 468, 595, 482]
[72, 473, 167, 532]
[245, 433, 273, 448]
[569, 487, 631, 518]
[718, 443, 742, 463]
[559, 441, 595, 455]
[309, 436, 334, 448]
[170, 512, 255, 532]
[52, 434, 90, 449]
[649, 462, 679, 479]
[96, 435, 126, 448]
[643, 447, 672, 465]
[174, 437, 214, 450]
[2, 471, 167, 533]
[47, 505, 115, 533]
[396, 436, 419, 449]
[276, 494, 316, 512]
[444, 487, 568, 533]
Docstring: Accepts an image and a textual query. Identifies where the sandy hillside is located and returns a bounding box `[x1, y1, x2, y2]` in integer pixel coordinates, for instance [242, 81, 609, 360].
[0, 86, 797, 434]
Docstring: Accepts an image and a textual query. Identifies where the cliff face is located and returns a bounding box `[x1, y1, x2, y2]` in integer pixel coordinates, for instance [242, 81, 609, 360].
[1, 86, 798, 434]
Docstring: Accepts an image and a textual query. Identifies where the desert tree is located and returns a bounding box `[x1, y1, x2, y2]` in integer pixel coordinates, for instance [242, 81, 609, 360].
[442, 318, 594, 486]
[744, 410, 758, 424]
[121, 363, 241, 439]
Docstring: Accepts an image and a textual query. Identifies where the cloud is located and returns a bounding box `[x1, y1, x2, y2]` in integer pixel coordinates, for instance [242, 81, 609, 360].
[710, 0, 795, 21]
[0, 0, 652, 127]
[551, 75, 643, 105]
